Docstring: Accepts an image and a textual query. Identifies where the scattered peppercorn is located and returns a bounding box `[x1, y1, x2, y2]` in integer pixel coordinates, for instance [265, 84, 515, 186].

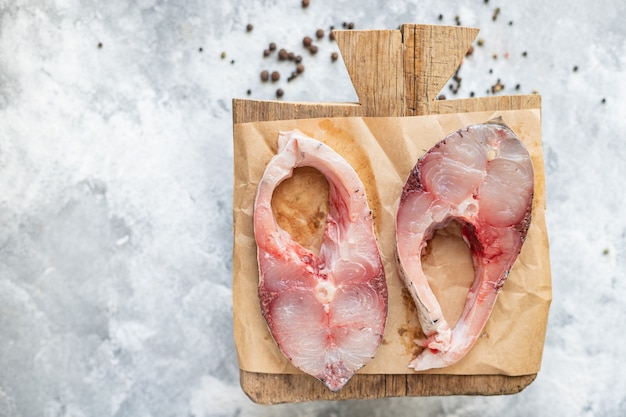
[470, 91, 475, 97]
[522, 51, 527, 57]
[491, 79, 504, 93]
[276, 88, 284, 98]
[601, 98, 606, 104]
[296, 63, 305, 73]
[246, 23, 253, 32]
[269, 42, 277, 51]
[246, 89, 251, 95]
[271, 71, 280, 81]
[303, 36, 312, 47]
[437, 94, 446, 100]
[301, 0, 309, 7]
[573, 65, 578, 72]
[198, 47, 203, 52]
[263, 49, 271, 57]
[278, 48, 288, 60]
[347, 22, 355, 29]
[260, 70, 269, 82]
[295, 55, 303, 63]
[316, 29, 324, 39]
[98, 42, 103, 48]
[309, 44, 318, 54]
[515, 83, 521, 90]
[438, 14, 443, 21]
[331, 52, 339, 61]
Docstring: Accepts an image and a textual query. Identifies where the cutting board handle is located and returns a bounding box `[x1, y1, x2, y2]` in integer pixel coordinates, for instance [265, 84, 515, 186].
[334, 24, 478, 117]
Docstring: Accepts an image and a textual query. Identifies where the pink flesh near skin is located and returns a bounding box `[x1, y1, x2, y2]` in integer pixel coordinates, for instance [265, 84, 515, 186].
[254, 130, 387, 391]
[396, 121, 534, 371]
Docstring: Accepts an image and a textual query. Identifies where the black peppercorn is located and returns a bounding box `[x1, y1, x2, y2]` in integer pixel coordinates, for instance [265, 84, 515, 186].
[316, 29, 324, 39]
[309, 44, 318, 54]
[271, 71, 280, 81]
[331, 52, 338, 61]
[303, 36, 312, 47]
[276, 88, 284, 98]
[246, 24, 253, 32]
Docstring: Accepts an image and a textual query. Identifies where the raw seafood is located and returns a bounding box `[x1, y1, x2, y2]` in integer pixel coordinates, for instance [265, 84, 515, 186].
[396, 119, 534, 371]
[254, 129, 387, 391]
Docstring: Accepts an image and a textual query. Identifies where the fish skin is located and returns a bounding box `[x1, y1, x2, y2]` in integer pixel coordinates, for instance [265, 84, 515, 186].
[254, 130, 387, 391]
[396, 121, 534, 371]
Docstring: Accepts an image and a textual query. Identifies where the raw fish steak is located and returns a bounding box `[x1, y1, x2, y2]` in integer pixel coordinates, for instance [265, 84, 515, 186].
[396, 119, 534, 371]
[254, 129, 388, 391]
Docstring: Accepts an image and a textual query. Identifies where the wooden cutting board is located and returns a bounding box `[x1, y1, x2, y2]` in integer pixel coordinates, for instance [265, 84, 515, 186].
[232, 23, 541, 404]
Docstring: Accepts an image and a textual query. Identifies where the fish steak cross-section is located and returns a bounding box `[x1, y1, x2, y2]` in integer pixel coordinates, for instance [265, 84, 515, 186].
[396, 120, 534, 371]
[254, 129, 388, 391]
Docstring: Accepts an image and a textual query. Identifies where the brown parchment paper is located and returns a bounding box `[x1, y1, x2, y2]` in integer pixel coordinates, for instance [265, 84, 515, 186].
[232, 109, 551, 376]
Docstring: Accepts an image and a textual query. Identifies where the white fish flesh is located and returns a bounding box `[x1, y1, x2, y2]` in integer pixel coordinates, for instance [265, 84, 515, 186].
[395, 120, 534, 371]
[254, 129, 388, 391]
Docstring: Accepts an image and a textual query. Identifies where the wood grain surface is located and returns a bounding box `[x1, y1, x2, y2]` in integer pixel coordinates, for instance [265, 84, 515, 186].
[232, 24, 541, 404]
